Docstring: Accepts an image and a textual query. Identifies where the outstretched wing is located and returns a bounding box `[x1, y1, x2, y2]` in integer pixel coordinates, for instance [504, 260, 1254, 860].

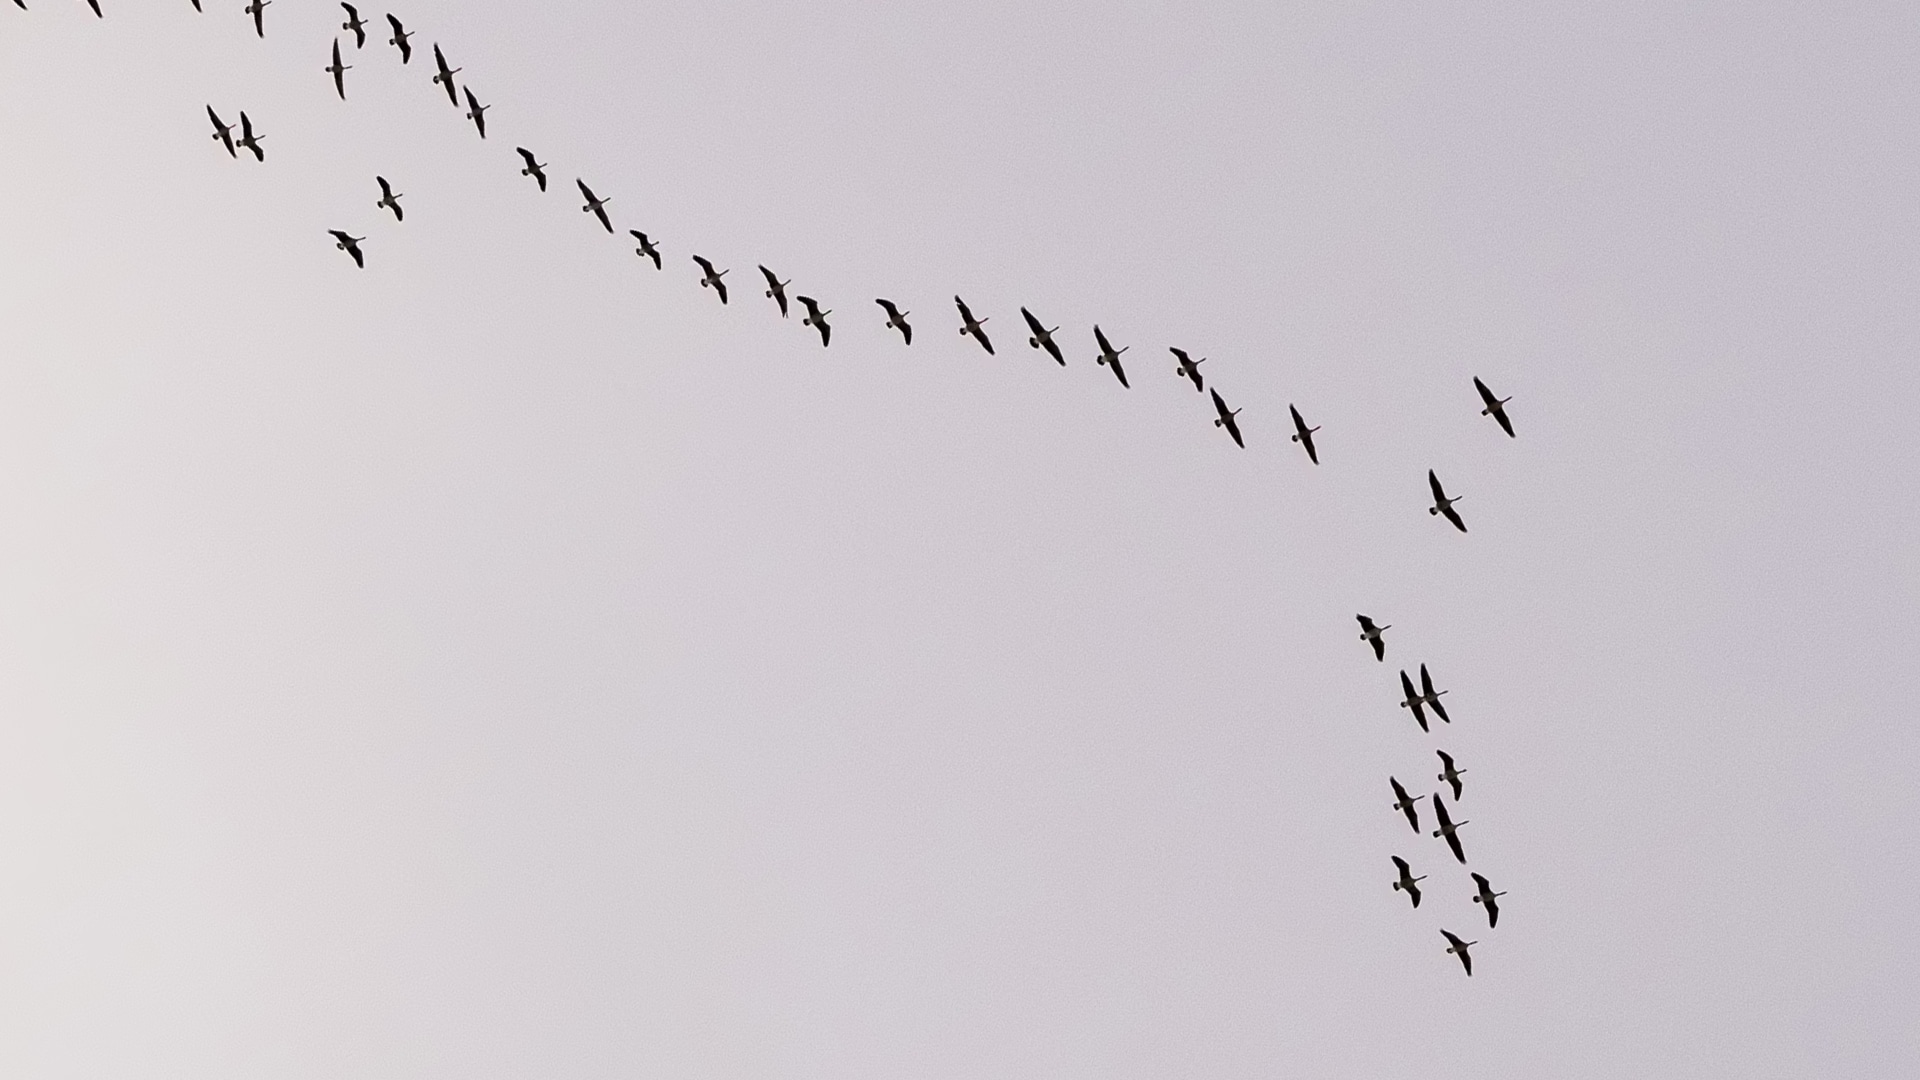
[1429, 469, 1448, 504]
[1441, 503, 1467, 533]
[1108, 352, 1129, 388]
[208, 107, 235, 155]
[1094, 325, 1114, 355]
[464, 88, 486, 137]
[1392, 855, 1410, 874]
[1474, 376, 1499, 410]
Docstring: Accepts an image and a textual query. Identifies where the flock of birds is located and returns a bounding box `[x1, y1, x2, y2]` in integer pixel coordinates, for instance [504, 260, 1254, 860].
[21, 0, 1529, 979]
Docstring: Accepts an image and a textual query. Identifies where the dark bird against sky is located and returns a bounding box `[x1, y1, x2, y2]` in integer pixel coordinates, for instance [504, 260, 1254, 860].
[1436, 750, 1466, 801]
[326, 39, 351, 100]
[375, 176, 403, 221]
[759, 266, 791, 317]
[1092, 325, 1129, 388]
[1441, 930, 1477, 976]
[1021, 307, 1064, 365]
[955, 296, 993, 355]
[432, 44, 462, 107]
[1210, 389, 1244, 448]
[206, 105, 236, 157]
[1357, 614, 1390, 662]
[1475, 376, 1516, 438]
[1171, 347, 1205, 391]
[1289, 404, 1320, 464]
[630, 230, 662, 270]
[328, 230, 365, 269]
[1390, 856, 1425, 908]
[1390, 777, 1423, 833]
[797, 296, 831, 347]
[1471, 873, 1505, 929]
[385, 13, 412, 63]
[235, 110, 264, 161]
[340, 3, 365, 49]
[515, 148, 547, 191]
[1431, 794, 1469, 864]
[1429, 470, 1467, 533]
[244, 0, 267, 39]
[463, 87, 489, 138]
[576, 180, 612, 233]
[692, 255, 729, 304]
[876, 299, 911, 345]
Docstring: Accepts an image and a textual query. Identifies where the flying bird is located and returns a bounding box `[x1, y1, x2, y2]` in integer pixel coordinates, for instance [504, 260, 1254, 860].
[1209, 389, 1244, 448]
[1420, 665, 1451, 724]
[797, 296, 831, 347]
[1288, 404, 1319, 464]
[1389, 777, 1423, 833]
[326, 39, 351, 100]
[758, 266, 791, 317]
[1171, 347, 1205, 391]
[692, 256, 729, 304]
[385, 13, 412, 63]
[875, 299, 911, 344]
[1428, 470, 1467, 533]
[431, 44, 461, 107]
[1440, 930, 1477, 976]
[375, 176, 403, 221]
[954, 296, 993, 355]
[1474, 376, 1515, 437]
[1430, 794, 1468, 864]
[1436, 750, 1466, 800]
[576, 180, 612, 232]
[1092, 326, 1129, 388]
[1021, 307, 1064, 365]
[235, 111, 264, 161]
[1390, 856, 1425, 908]
[1470, 873, 1506, 928]
[245, 0, 268, 38]
[340, 4, 365, 48]
[328, 230, 365, 268]
[629, 230, 662, 269]
[515, 148, 547, 191]
[207, 106, 237, 157]
[463, 87, 489, 138]
[1356, 614, 1389, 662]
[1398, 670, 1431, 733]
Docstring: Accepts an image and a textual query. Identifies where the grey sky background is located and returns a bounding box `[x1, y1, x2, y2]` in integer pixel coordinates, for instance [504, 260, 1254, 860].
[2, 1, 1917, 1076]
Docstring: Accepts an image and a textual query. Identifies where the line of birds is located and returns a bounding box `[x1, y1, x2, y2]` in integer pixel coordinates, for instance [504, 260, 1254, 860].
[29, 0, 1532, 980]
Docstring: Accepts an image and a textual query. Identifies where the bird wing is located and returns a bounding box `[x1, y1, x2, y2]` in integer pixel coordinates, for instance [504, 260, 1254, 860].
[1471, 872, 1488, 892]
[591, 204, 611, 232]
[1441, 504, 1467, 533]
[1392, 855, 1409, 874]
[1400, 670, 1419, 703]
[1094, 325, 1113, 355]
[760, 265, 781, 290]
[1301, 427, 1318, 464]
[1021, 307, 1046, 339]
[1358, 614, 1376, 634]
[976, 325, 994, 354]
[954, 296, 974, 324]
[876, 298, 899, 318]
[1437, 749, 1455, 772]
[1109, 353, 1128, 387]
[329, 230, 349, 243]
[713, 277, 728, 304]
[1289, 404, 1305, 435]
[1494, 409, 1515, 437]
[1484, 895, 1498, 928]
[519, 147, 538, 168]
[900, 321, 912, 345]
[1429, 469, 1447, 503]
[1474, 376, 1498, 409]
[693, 255, 714, 275]
[1444, 829, 1465, 864]
[817, 321, 830, 346]
[1210, 389, 1230, 421]
[1408, 881, 1421, 907]
[797, 296, 820, 319]
[377, 176, 391, 197]
[1431, 796, 1452, 830]
[1371, 636, 1385, 661]
[1224, 412, 1243, 447]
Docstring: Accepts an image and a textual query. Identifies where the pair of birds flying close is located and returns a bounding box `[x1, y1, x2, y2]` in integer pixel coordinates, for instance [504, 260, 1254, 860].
[206, 106, 263, 161]
[1389, 859, 1500, 925]
[1398, 664, 1451, 731]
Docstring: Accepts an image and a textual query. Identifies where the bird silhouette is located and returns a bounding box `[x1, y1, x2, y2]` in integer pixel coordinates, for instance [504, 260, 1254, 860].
[1209, 389, 1244, 448]
[954, 296, 993, 355]
[463, 87, 489, 138]
[1470, 873, 1506, 928]
[340, 3, 366, 48]
[235, 111, 264, 161]
[326, 39, 351, 100]
[1436, 750, 1465, 800]
[1398, 670, 1431, 733]
[797, 296, 831, 347]
[432, 44, 462, 107]
[1440, 930, 1477, 976]
[1389, 777, 1423, 833]
[515, 148, 547, 191]
[1428, 470, 1467, 533]
[1092, 326, 1129, 388]
[692, 256, 729, 304]
[1171, 347, 1205, 391]
[1390, 856, 1425, 908]
[244, 0, 268, 38]
[1288, 404, 1320, 464]
[375, 176, 403, 221]
[328, 230, 365, 268]
[576, 180, 612, 232]
[1430, 794, 1468, 864]
[1420, 665, 1451, 724]
[1357, 614, 1390, 662]
[1474, 376, 1515, 437]
[875, 299, 912, 344]
[759, 266, 791, 317]
[629, 230, 662, 269]
[385, 13, 412, 63]
[1021, 307, 1064, 365]
[206, 106, 237, 157]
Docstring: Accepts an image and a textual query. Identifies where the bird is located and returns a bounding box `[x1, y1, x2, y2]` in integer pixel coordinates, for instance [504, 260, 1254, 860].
[1440, 930, 1477, 976]
[1474, 376, 1515, 438]
[875, 299, 911, 344]
[375, 176, 403, 221]
[385, 13, 412, 63]
[758, 266, 791, 317]
[692, 256, 729, 304]
[954, 296, 993, 354]
[1092, 326, 1129, 388]
[629, 230, 662, 269]
[1398, 670, 1431, 733]
[797, 296, 831, 347]
[431, 44, 461, 107]
[1021, 307, 1064, 365]
[207, 106, 237, 157]
[326, 39, 351, 100]
[340, 3, 365, 48]
[576, 180, 612, 232]
[463, 87, 489, 138]
[244, 0, 268, 39]
[1390, 856, 1425, 908]
[1389, 777, 1423, 833]
[1420, 665, 1452, 724]
[1430, 794, 1468, 864]
[1209, 389, 1244, 448]
[1357, 614, 1389, 661]
[515, 148, 548, 191]
[328, 230, 365, 268]
[1171, 347, 1205, 392]
[1288, 404, 1319, 464]
[1428, 470, 1467, 533]
[1436, 750, 1466, 801]
[235, 111, 264, 161]
[1470, 873, 1505, 928]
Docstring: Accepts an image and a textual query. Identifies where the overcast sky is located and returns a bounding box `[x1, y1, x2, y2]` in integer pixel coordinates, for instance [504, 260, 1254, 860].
[2, 1, 1917, 1076]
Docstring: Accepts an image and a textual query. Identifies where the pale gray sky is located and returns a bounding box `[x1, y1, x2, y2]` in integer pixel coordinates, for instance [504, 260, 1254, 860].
[2, 1, 1917, 1077]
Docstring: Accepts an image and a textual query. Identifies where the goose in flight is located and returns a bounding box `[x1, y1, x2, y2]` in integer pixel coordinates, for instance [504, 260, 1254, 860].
[1398, 670, 1431, 733]
[797, 296, 831, 347]
[876, 299, 912, 344]
[1092, 326, 1129, 388]
[1171, 348, 1205, 392]
[1209, 389, 1244, 448]
[759, 266, 791, 317]
[1021, 308, 1064, 365]
[1474, 376, 1515, 437]
[1389, 777, 1422, 833]
[1440, 930, 1477, 976]
[1418, 664, 1451, 724]
[386, 13, 412, 63]
[1390, 856, 1425, 908]
[245, 0, 268, 38]
[1356, 614, 1389, 662]
[1430, 795, 1468, 864]
[340, 4, 365, 48]
[235, 111, 265, 161]
[432, 44, 461, 107]
[326, 39, 351, 100]
[1436, 750, 1465, 800]
[1470, 873, 1505, 928]
[629, 230, 662, 269]
[328, 230, 365, 268]
[1288, 404, 1319, 464]
[576, 180, 612, 232]
[1428, 470, 1467, 533]
[692, 256, 729, 304]
[375, 176, 403, 221]
[954, 296, 993, 354]
[463, 87, 489, 138]
[207, 106, 237, 157]
[515, 148, 548, 191]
